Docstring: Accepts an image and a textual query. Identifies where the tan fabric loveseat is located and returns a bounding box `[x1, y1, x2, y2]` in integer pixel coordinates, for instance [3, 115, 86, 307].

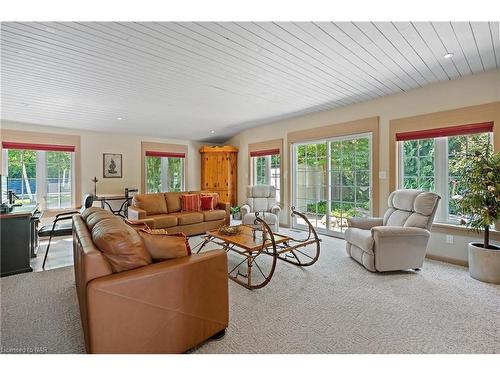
[127, 191, 230, 236]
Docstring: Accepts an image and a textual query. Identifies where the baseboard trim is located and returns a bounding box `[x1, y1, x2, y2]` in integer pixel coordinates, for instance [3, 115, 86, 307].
[426, 253, 468, 267]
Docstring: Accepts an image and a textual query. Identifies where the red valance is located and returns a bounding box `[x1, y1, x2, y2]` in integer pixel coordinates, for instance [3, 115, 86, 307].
[145, 151, 185, 158]
[250, 148, 280, 157]
[396, 122, 494, 141]
[2, 141, 75, 152]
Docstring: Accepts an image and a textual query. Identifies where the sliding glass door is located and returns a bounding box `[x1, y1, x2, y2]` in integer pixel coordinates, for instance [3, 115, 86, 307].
[292, 133, 372, 237]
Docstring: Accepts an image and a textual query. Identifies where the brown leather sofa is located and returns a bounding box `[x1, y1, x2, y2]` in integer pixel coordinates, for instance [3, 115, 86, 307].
[128, 191, 230, 236]
[73, 208, 229, 354]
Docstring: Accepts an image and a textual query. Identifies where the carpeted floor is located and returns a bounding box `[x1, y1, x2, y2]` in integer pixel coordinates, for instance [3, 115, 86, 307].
[1, 230, 499, 354]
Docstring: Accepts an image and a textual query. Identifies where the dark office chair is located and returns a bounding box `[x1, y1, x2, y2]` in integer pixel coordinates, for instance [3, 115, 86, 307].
[39, 194, 94, 269]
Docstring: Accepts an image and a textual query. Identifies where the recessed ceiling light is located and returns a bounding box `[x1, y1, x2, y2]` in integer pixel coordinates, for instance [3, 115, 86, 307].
[444, 52, 454, 59]
[210, 130, 215, 134]
[116, 117, 123, 120]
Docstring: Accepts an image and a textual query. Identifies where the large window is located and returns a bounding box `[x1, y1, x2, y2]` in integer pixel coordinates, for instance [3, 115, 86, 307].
[398, 125, 493, 224]
[251, 149, 281, 204]
[401, 138, 435, 192]
[145, 152, 185, 193]
[292, 133, 372, 236]
[2, 145, 74, 210]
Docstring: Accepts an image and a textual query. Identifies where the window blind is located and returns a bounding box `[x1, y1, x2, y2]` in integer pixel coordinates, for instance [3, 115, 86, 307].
[2, 141, 75, 152]
[249, 148, 280, 157]
[395, 122, 493, 141]
[145, 151, 185, 158]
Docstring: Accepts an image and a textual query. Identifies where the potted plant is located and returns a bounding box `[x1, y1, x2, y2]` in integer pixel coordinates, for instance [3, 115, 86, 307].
[454, 150, 500, 284]
[231, 206, 241, 220]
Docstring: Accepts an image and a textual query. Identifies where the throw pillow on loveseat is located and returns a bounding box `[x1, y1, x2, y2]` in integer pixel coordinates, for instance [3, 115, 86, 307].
[138, 228, 191, 261]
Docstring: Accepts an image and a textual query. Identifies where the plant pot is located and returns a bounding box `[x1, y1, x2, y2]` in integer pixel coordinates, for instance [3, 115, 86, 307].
[232, 213, 241, 220]
[468, 242, 500, 284]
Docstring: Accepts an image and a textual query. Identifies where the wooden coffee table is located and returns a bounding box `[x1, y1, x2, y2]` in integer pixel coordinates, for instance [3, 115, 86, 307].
[193, 209, 321, 290]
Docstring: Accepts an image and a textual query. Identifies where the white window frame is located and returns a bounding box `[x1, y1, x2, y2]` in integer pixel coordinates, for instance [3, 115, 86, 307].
[398, 133, 493, 224]
[251, 154, 281, 204]
[145, 156, 185, 193]
[291, 132, 373, 238]
[2, 148, 75, 210]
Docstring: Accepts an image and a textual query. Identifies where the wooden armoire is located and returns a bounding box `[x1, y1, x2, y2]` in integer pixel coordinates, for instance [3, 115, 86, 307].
[200, 145, 238, 206]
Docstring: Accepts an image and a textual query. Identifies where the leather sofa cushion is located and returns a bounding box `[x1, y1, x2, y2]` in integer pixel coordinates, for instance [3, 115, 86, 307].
[138, 229, 191, 261]
[91, 217, 152, 273]
[81, 207, 106, 220]
[148, 214, 178, 228]
[203, 209, 226, 222]
[85, 210, 118, 230]
[344, 228, 374, 253]
[132, 193, 168, 215]
[171, 212, 204, 225]
[165, 192, 183, 213]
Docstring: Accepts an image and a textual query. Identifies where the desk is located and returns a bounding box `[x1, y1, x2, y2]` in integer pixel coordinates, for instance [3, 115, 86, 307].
[93, 195, 132, 218]
[1, 205, 39, 277]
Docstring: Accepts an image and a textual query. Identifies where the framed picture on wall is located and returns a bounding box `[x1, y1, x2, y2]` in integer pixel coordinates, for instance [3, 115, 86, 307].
[103, 153, 122, 178]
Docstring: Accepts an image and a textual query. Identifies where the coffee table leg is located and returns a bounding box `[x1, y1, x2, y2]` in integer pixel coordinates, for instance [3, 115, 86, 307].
[247, 256, 252, 288]
[193, 235, 211, 254]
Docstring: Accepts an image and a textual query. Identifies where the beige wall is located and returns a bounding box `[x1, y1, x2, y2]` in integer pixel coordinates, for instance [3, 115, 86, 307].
[227, 69, 500, 265]
[0, 121, 203, 200]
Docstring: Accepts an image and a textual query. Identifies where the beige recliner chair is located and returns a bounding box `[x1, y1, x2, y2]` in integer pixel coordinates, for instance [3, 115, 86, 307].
[345, 189, 440, 272]
[241, 185, 281, 232]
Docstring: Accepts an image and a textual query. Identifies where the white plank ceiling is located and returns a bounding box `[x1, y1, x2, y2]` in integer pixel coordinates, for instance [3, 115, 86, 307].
[1, 22, 499, 142]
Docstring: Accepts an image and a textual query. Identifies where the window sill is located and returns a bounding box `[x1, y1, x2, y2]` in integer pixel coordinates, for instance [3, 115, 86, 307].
[432, 222, 500, 241]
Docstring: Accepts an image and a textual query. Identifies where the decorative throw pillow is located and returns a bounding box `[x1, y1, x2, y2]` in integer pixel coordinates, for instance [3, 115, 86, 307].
[138, 229, 191, 261]
[124, 219, 151, 231]
[181, 194, 201, 211]
[201, 192, 219, 208]
[92, 217, 152, 273]
[200, 195, 214, 211]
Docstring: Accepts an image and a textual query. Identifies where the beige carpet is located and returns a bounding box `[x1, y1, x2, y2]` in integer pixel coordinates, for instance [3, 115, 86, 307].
[1, 230, 499, 354]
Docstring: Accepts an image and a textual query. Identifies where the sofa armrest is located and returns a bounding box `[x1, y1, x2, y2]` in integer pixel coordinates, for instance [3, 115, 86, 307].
[347, 217, 383, 230]
[217, 201, 231, 224]
[86, 250, 229, 353]
[128, 206, 147, 220]
[270, 205, 281, 216]
[240, 204, 251, 217]
[371, 226, 430, 239]
[371, 226, 430, 272]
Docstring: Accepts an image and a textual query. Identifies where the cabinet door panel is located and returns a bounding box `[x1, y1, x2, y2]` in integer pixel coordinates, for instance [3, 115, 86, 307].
[200, 148, 237, 206]
[205, 155, 217, 189]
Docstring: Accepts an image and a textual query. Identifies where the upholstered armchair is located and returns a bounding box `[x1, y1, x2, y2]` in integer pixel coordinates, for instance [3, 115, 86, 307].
[345, 189, 440, 272]
[241, 185, 281, 232]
